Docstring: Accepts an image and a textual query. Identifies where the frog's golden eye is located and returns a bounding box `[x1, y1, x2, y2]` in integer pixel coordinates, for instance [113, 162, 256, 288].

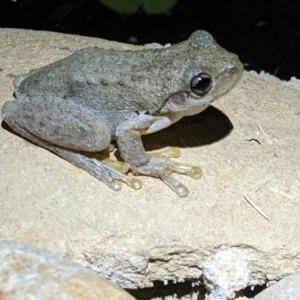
[190, 72, 212, 96]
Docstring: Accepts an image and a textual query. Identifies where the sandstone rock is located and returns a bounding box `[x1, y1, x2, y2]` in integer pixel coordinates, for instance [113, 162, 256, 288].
[0, 29, 299, 299]
[255, 270, 300, 300]
[239, 270, 300, 300]
[202, 247, 249, 300]
[0, 239, 136, 300]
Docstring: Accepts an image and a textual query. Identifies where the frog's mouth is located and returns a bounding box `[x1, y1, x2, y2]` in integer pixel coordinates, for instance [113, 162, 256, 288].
[158, 104, 210, 126]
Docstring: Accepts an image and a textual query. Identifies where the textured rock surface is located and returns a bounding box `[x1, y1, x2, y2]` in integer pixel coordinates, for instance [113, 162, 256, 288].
[255, 271, 300, 300]
[0, 239, 135, 300]
[240, 270, 300, 300]
[202, 247, 249, 300]
[0, 29, 300, 297]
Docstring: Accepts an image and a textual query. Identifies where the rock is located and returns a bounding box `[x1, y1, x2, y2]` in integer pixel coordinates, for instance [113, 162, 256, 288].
[0, 239, 136, 300]
[0, 29, 300, 298]
[202, 247, 249, 300]
[240, 270, 300, 300]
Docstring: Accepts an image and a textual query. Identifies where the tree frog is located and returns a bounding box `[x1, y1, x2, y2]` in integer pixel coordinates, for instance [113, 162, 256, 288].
[1, 30, 243, 197]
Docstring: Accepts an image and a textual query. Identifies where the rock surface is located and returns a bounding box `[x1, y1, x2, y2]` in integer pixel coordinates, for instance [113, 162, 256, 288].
[0, 29, 300, 298]
[240, 270, 300, 300]
[202, 247, 249, 300]
[0, 239, 135, 300]
[255, 270, 300, 300]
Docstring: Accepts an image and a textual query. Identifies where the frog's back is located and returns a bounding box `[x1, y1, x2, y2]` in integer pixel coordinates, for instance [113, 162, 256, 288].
[13, 47, 162, 99]
[13, 44, 186, 111]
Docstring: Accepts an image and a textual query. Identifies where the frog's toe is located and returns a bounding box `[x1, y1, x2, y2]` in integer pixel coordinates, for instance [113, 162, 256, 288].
[103, 167, 143, 191]
[165, 160, 203, 179]
[150, 147, 181, 158]
[188, 166, 202, 179]
[97, 155, 143, 190]
[130, 178, 143, 190]
[162, 174, 189, 197]
[107, 177, 142, 191]
[109, 180, 122, 191]
[176, 184, 189, 198]
[134, 156, 201, 197]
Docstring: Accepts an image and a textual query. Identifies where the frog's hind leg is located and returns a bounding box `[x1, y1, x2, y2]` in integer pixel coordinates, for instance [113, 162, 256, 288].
[2, 98, 142, 191]
[2, 97, 111, 152]
[52, 146, 142, 191]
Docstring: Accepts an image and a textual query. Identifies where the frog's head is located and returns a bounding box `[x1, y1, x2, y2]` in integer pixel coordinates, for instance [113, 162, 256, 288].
[159, 30, 243, 120]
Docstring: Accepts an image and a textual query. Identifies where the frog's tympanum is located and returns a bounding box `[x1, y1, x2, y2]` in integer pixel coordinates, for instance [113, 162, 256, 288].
[2, 31, 243, 197]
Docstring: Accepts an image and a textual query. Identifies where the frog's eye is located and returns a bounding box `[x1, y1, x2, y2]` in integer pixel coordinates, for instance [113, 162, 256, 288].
[190, 73, 212, 96]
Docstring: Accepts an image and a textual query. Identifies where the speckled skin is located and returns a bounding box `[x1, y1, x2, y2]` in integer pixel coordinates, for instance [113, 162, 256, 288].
[1, 31, 243, 197]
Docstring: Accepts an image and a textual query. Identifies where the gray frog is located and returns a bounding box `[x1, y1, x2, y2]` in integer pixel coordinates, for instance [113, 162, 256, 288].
[1, 30, 243, 197]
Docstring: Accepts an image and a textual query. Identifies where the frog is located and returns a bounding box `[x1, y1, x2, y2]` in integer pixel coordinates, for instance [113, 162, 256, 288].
[1, 30, 243, 197]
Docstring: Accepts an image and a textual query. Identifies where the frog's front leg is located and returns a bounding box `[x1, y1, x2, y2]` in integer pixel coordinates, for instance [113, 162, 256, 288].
[116, 115, 202, 197]
[1, 97, 142, 191]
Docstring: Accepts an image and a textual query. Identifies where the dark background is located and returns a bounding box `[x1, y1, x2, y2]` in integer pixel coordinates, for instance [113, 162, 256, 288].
[1, 0, 299, 80]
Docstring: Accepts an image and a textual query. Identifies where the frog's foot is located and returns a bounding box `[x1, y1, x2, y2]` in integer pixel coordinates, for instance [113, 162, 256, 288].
[85, 150, 130, 174]
[2, 100, 143, 192]
[149, 146, 181, 158]
[134, 156, 202, 197]
[53, 147, 144, 191]
[2, 120, 142, 192]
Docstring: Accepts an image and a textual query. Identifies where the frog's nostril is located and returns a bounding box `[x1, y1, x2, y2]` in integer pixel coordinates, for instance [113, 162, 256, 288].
[229, 67, 238, 74]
